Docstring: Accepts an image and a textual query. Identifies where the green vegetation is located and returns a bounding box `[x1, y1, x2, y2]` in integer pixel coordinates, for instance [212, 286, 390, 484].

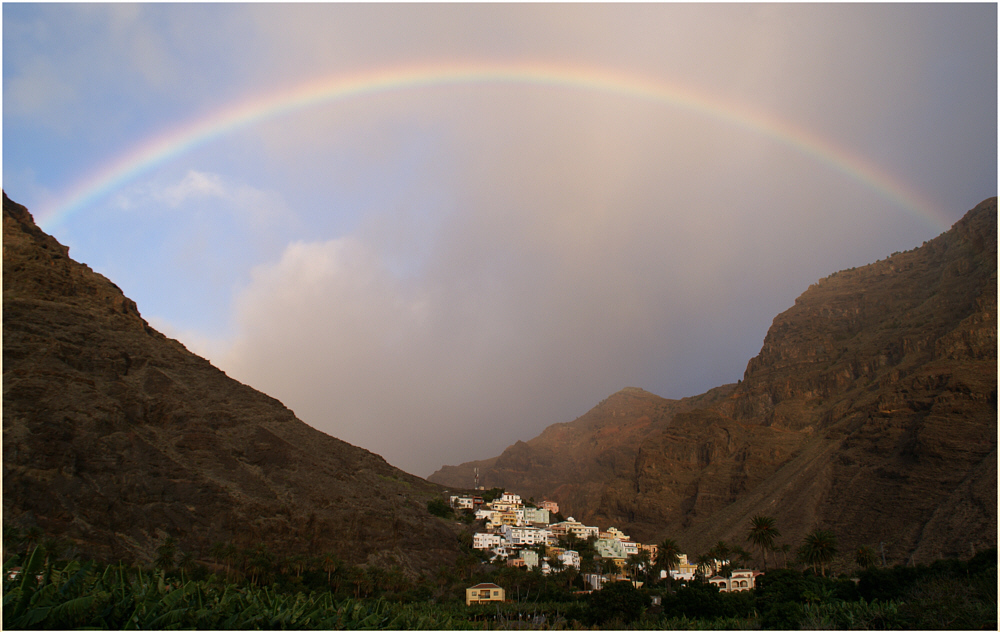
[426, 496, 454, 518]
[746, 514, 780, 570]
[3, 521, 995, 630]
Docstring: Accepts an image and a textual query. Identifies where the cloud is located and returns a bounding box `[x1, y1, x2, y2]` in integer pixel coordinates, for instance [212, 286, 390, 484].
[4, 3, 994, 479]
[159, 171, 229, 206]
[113, 170, 295, 234]
[3, 57, 77, 125]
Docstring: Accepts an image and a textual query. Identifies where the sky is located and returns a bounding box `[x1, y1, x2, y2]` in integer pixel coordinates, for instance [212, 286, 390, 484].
[4, 3, 997, 477]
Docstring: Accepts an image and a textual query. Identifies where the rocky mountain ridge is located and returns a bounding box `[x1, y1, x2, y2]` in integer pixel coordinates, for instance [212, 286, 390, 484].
[2, 192, 463, 571]
[431, 198, 997, 568]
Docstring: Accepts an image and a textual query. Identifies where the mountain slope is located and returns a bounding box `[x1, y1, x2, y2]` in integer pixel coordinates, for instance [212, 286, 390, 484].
[431, 198, 997, 567]
[429, 385, 735, 520]
[2, 192, 461, 570]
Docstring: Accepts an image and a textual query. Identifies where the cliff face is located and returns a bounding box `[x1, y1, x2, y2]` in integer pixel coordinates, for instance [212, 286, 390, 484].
[2, 192, 461, 571]
[431, 198, 997, 567]
[429, 385, 737, 526]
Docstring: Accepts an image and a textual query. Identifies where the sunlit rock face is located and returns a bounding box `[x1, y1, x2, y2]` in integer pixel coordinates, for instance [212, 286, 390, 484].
[432, 198, 997, 569]
[2, 191, 463, 572]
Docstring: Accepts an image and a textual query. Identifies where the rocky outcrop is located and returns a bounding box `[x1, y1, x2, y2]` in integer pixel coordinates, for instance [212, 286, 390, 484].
[432, 198, 997, 568]
[429, 385, 737, 527]
[2, 192, 462, 571]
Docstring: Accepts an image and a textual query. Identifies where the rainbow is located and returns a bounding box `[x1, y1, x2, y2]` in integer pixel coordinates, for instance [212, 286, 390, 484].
[37, 61, 949, 232]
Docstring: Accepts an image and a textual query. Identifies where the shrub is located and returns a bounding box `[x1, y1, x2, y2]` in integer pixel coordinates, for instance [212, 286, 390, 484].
[426, 497, 453, 518]
[586, 580, 647, 625]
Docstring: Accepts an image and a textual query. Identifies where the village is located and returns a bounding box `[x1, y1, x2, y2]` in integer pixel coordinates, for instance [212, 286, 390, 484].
[448, 491, 763, 606]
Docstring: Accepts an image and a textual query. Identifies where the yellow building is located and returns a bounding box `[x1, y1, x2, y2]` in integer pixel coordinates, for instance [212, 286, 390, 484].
[466, 583, 505, 606]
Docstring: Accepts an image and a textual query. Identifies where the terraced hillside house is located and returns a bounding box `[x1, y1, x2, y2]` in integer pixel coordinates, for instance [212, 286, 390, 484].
[523, 506, 550, 525]
[501, 524, 551, 546]
[473, 533, 502, 550]
[549, 518, 599, 540]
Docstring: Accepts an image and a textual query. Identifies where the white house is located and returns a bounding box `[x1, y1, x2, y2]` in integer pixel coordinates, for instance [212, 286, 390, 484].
[518, 549, 552, 574]
[550, 518, 599, 540]
[451, 496, 475, 510]
[595, 537, 627, 559]
[500, 492, 523, 505]
[666, 553, 698, 581]
[708, 569, 762, 593]
[473, 532, 503, 550]
[501, 524, 547, 546]
[523, 507, 551, 526]
[559, 550, 581, 569]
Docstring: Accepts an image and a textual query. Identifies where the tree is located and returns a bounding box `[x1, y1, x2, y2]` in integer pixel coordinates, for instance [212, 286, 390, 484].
[710, 540, 731, 564]
[559, 531, 580, 552]
[634, 548, 652, 585]
[155, 536, 177, 572]
[731, 544, 754, 569]
[625, 555, 642, 585]
[746, 515, 780, 570]
[285, 553, 307, 579]
[24, 526, 43, 554]
[656, 538, 681, 579]
[798, 530, 838, 577]
[600, 557, 618, 579]
[854, 545, 879, 570]
[709, 541, 732, 577]
[695, 553, 714, 580]
[778, 543, 793, 568]
[547, 553, 565, 576]
[426, 497, 453, 518]
[245, 543, 273, 585]
[320, 551, 339, 587]
[586, 580, 647, 626]
[222, 542, 240, 581]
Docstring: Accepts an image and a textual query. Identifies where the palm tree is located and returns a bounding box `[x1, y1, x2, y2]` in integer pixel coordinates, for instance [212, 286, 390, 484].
[746, 515, 780, 570]
[223, 542, 240, 581]
[695, 553, 714, 580]
[656, 538, 681, 579]
[246, 543, 273, 586]
[730, 544, 754, 569]
[798, 530, 838, 577]
[710, 541, 731, 564]
[155, 536, 177, 572]
[209, 541, 227, 575]
[24, 526, 43, 555]
[3, 525, 24, 561]
[634, 548, 652, 585]
[625, 555, 642, 585]
[548, 553, 565, 576]
[560, 531, 580, 552]
[600, 557, 618, 579]
[285, 554, 307, 579]
[709, 541, 732, 576]
[320, 551, 339, 587]
[779, 543, 793, 568]
[855, 545, 879, 570]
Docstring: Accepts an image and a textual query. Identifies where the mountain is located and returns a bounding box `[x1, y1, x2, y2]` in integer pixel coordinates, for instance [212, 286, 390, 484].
[431, 198, 997, 568]
[429, 385, 736, 520]
[2, 192, 462, 571]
